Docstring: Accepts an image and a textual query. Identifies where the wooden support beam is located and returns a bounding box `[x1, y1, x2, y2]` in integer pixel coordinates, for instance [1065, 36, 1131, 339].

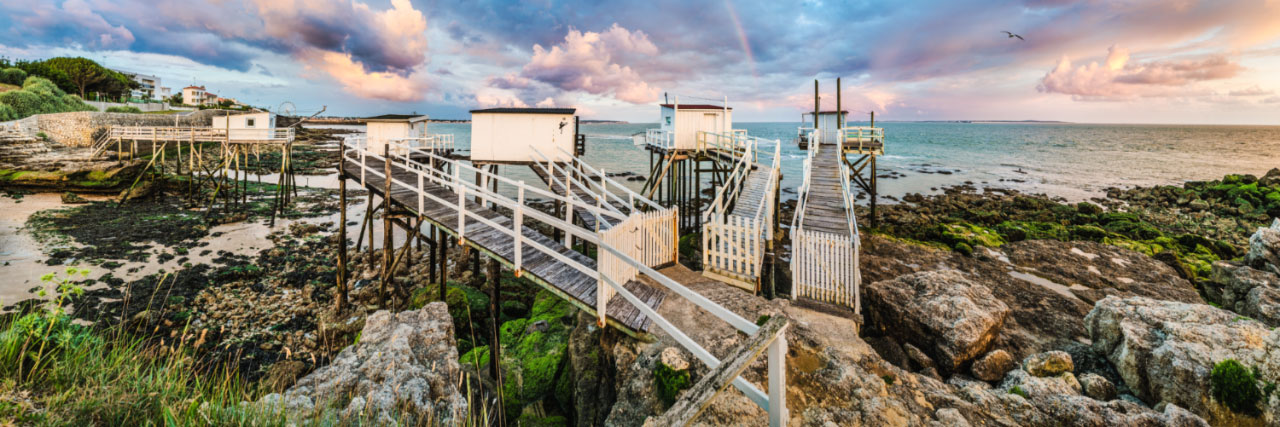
[486, 257, 506, 427]
[653, 317, 789, 426]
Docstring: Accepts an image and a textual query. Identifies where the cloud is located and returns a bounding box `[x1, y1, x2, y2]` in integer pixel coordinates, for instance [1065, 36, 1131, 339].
[250, 0, 428, 74]
[1229, 85, 1274, 97]
[521, 24, 660, 104]
[9, 0, 134, 49]
[1037, 45, 1243, 100]
[303, 51, 428, 102]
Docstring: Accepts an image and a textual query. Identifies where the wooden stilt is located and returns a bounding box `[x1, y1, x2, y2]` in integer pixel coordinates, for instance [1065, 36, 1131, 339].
[336, 157, 349, 313]
[486, 257, 505, 427]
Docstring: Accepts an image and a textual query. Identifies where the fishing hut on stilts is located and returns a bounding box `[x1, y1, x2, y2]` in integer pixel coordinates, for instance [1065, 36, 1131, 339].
[639, 96, 783, 294]
[91, 109, 305, 222]
[790, 78, 882, 323]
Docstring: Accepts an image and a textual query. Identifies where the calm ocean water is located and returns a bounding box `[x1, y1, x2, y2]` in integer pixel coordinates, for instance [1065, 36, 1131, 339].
[340, 122, 1280, 203]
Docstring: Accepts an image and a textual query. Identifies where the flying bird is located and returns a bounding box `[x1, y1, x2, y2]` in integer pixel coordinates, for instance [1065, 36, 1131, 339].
[1002, 31, 1025, 41]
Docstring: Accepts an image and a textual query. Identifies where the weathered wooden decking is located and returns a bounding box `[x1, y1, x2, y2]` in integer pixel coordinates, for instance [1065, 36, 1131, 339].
[528, 163, 628, 232]
[341, 153, 664, 334]
[798, 143, 853, 237]
[728, 167, 774, 219]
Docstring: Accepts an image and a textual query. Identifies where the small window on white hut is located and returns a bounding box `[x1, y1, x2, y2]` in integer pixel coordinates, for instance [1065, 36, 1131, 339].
[246, 118, 256, 128]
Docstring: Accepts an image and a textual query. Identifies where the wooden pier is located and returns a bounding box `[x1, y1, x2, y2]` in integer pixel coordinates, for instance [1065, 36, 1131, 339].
[340, 148, 666, 334]
[337, 139, 791, 425]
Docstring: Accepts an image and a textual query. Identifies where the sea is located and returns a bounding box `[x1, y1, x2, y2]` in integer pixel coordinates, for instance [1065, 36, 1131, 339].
[319, 122, 1280, 203]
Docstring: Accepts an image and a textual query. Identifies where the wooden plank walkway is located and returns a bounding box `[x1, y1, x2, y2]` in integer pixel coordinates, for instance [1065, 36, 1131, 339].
[800, 143, 853, 236]
[729, 167, 773, 219]
[527, 163, 627, 231]
[341, 154, 664, 334]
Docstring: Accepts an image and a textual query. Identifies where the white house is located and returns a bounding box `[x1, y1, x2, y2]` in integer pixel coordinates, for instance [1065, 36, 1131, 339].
[363, 114, 430, 154]
[469, 108, 577, 163]
[655, 103, 732, 150]
[212, 111, 288, 141]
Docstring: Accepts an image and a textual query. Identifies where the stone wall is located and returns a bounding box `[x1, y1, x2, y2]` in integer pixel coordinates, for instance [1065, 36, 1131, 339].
[30, 110, 222, 147]
[85, 100, 172, 113]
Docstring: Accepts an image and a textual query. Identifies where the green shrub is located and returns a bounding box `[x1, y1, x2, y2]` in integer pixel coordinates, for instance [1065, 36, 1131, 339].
[0, 77, 95, 120]
[1210, 359, 1262, 415]
[655, 362, 692, 407]
[106, 105, 143, 114]
[0, 68, 26, 85]
[0, 103, 14, 121]
[1009, 385, 1029, 399]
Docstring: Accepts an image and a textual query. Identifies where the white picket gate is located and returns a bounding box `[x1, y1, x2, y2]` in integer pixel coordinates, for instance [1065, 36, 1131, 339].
[597, 207, 678, 326]
[790, 229, 860, 309]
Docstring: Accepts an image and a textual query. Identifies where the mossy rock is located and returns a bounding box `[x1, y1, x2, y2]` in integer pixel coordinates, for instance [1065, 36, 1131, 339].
[1069, 225, 1109, 242]
[931, 223, 1005, 251]
[496, 291, 575, 419]
[655, 362, 692, 407]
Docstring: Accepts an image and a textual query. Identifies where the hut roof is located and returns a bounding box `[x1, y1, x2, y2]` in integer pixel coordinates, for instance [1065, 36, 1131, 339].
[469, 108, 576, 115]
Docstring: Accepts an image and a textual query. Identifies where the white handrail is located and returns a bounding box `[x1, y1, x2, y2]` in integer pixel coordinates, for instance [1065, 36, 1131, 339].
[552, 146, 664, 211]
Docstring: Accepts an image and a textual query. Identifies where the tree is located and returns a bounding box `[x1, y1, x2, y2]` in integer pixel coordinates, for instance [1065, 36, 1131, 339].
[167, 93, 183, 106]
[42, 57, 108, 98]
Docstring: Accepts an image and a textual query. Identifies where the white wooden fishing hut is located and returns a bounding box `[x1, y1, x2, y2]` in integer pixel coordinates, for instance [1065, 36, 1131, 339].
[645, 100, 733, 152]
[362, 114, 453, 155]
[468, 107, 582, 164]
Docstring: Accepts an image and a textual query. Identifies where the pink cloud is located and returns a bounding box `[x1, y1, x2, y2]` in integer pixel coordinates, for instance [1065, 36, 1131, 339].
[521, 24, 660, 104]
[302, 51, 428, 102]
[21, 0, 135, 49]
[1037, 45, 1243, 101]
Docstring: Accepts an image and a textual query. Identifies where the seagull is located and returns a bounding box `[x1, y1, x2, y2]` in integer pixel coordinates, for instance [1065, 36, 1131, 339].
[1002, 31, 1025, 41]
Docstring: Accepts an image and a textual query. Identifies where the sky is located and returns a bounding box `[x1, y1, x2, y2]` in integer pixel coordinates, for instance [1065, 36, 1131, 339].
[2, 0, 1279, 124]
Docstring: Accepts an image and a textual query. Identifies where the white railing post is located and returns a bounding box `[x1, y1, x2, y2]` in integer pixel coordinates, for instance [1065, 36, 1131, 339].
[418, 170, 424, 213]
[456, 166, 466, 244]
[515, 183, 525, 275]
[359, 144, 366, 186]
[564, 173, 573, 246]
[768, 327, 788, 427]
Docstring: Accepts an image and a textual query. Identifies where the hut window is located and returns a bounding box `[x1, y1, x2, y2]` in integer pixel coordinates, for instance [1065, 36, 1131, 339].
[246, 118, 256, 127]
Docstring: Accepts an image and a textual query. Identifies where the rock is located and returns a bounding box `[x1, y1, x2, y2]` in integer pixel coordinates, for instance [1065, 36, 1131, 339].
[903, 342, 937, 371]
[258, 303, 467, 424]
[1023, 351, 1073, 377]
[1079, 373, 1117, 401]
[1246, 219, 1280, 274]
[659, 347, 689, 371]
[934, 407, 971, 426]
[568, 311, 614, 427]
[866, 335, 910, 369]
[1085, 296, 1280, 425]
[1210, 261, 1280, 326]
[864, 270, 1010, 373]
[1002, 240, 1202, 305]
[60, 191, 87, 204]
[1000, 368, 1082, 399]
[971, 350, 1016, 382]
[261, 360, 308, 393]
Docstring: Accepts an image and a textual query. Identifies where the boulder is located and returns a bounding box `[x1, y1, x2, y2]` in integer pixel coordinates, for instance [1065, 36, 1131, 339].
[1002, 240, 1202, 305]
[971, 350, 1016, 382]
[1085, 296, 1280, 425]
[1000, 368, 1082, 399]
[1246, 219, 1280, 274]
[1079, 373, 1117, 401]
[258, 303, 467, 424]
[1210, 261, 1280, 326]
[1023, 351, 1073, 377]
[659, 347, 689, 371]
[864, 270, 1011, 373]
